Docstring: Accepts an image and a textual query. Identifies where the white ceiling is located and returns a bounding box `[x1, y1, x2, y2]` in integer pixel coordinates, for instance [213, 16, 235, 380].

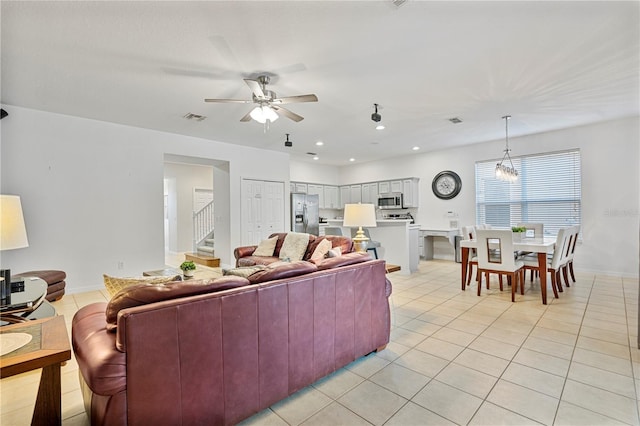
[2, 1, 638, 166]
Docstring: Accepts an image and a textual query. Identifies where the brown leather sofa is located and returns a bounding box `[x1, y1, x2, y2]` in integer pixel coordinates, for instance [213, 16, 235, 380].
[72, 256, 391, 425]
[234, 232, 354, 267]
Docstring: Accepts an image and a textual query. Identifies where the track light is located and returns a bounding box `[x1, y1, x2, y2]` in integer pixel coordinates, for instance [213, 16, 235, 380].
[284, 133, 292, 147]
[371, 103, 382, 122]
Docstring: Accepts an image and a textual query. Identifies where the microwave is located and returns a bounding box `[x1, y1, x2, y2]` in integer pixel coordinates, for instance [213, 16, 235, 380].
[378, 192, 404, 209]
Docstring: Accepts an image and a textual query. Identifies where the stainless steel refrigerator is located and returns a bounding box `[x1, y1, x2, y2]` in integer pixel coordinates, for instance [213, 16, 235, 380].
[291, 193, 319, 236]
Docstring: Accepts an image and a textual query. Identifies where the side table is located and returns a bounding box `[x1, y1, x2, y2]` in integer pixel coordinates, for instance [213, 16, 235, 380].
[1, 316, 71, 425]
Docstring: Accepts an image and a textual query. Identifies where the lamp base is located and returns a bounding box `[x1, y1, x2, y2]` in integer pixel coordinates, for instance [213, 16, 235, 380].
[353, 227, 369, 253]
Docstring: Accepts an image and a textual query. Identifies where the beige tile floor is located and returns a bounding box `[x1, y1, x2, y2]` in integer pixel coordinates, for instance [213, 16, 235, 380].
[2, 259, 639, 425]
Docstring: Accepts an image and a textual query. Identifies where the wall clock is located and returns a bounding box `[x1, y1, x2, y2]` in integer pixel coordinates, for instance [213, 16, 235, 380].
[432, 170, 462, 200]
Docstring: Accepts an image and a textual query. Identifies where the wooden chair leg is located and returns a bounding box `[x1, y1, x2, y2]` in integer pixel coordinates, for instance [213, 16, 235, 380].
[511, 273, 516, 302]
[520, 270, 525, 295]
[499, 275, 504, 291]
[550, 271, 559, 299]
[555, 270, 564, 292]
[569, 261, 576, 282]
[562, 265, 571, 288]
[466, 264, 473, 286]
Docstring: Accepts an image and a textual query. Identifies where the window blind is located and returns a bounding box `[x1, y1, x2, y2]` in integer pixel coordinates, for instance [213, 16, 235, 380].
[475, 149, 581, 236]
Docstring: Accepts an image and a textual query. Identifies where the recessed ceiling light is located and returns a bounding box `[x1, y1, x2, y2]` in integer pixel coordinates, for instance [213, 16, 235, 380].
[412, 146, 420, 151]
[376, 124, 385, 130]
[313, 156, 319, 160]
[315, 141, 324, 146]
[349, 158, 355, 162]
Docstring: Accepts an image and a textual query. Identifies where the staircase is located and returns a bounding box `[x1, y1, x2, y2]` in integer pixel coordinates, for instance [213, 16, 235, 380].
[185, 200, 220, 268]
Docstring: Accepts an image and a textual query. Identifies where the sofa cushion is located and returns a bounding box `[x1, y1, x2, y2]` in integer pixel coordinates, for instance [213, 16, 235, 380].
[310, 239, 332, 261]
[103, 273, 183, 298]
[105, 276, 250, 330]
[253, 236, 278, 257]
[247, 260, 318, 284]
[237, 256, 281, 267]
[315, 252, 372, 270]
[279, 232, 311, 261]
[223, 265, 266, 278]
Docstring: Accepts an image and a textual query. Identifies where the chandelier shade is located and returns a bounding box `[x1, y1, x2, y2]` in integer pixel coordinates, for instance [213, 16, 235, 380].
[495, 115, 518, 182]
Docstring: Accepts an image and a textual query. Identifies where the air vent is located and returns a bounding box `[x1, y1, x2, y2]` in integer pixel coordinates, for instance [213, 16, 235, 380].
[306, 152, 317, 156]
[448, 117, 463, 124]
[392, 0, 408, 7]
[183, 113, 207, 121]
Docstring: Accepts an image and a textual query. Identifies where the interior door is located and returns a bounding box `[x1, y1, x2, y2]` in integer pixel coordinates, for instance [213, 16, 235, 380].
[241, 179, 264, 245]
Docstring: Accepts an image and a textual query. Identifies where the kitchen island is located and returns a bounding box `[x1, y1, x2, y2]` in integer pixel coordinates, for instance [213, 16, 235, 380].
[326, 219, 420, 275]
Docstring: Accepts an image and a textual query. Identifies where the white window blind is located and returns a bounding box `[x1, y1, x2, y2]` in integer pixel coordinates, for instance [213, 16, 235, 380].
[475, 149, 581, 236]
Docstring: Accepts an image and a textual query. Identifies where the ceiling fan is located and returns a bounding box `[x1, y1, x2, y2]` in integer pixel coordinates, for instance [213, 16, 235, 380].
[204, 75, 318, 123]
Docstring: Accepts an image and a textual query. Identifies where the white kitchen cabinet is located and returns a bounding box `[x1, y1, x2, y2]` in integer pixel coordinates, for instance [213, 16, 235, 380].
[323, 185, 339, 209]
[294, 183, 308, 193]
[307, 184, 324, 207]
[350, 185, 362, 204]
[340, 186, 351, 207]
[390, 180, 403, 193]
[402, 178, 420, 207]
[361, 182, 379, 204]
[378, 181, 390, 194]
[290, 182, 296, 193]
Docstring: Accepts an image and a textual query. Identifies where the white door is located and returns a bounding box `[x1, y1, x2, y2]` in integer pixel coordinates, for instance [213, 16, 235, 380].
[242, 179, 264, 245]
[263, 181, 285, 238]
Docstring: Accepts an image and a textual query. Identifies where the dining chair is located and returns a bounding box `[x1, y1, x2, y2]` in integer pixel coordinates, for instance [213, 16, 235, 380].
[517, 222, 544, 279]
[461, 226, 478, 286]
[562, 225, 580, 287]
[324, 227, 343, 236]
[521, 227, 572, 299]
[350, 228, 381, 259]
[476, 229, 525, 302]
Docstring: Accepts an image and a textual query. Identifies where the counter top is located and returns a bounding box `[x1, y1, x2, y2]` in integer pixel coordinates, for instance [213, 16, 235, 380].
[326, 219, 413, 224]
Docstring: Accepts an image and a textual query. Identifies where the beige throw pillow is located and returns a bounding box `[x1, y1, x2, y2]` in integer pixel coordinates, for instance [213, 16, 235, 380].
[311, 239, 333, 261]
[279, 232, 310, 261]
[253, 236, 278, 257]
[223, 265, 266, 278]
[103, 274, 182, 298]
[327, 247, 342, 258]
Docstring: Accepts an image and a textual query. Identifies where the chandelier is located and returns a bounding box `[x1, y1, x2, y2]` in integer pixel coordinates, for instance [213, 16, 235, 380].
[495, 115, 518, 182]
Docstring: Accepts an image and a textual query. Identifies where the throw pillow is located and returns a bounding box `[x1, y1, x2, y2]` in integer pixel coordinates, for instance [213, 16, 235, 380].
[105, 276, 250, 331]
[311, 239, 333, 261]
[252, 236, 278, 257]
[279, 232, 310, 261]
[327, 247, 342, 258]
[223, 265, 266, 278]
[103, 274, 182, 298]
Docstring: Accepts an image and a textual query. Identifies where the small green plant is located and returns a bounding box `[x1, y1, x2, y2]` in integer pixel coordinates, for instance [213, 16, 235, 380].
[180, 261, 196, 271]
[511, 226, 527, 233]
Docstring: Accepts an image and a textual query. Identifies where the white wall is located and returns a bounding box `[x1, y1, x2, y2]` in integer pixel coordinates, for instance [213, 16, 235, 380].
[163, 162, 213, 253]
[290, 161, 341, 185]
[332, 117, 640, 277]
[0, 106, 290, 292]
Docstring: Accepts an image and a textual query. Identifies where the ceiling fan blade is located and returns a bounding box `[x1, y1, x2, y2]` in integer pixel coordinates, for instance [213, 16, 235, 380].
[272, 105, 304, 122]
[273, 94, 318, 104]
[204, 98, 252, 103]
[240, 110, 253, 122]
[244, 79, 265, 99]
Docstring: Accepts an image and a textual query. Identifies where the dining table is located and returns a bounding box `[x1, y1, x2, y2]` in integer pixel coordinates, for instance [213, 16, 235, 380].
[460, 236, 556, 304]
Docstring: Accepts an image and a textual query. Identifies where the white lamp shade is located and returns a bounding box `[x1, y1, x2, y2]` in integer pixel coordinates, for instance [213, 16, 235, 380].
[0, 195, 29, 250]
[343, 203, 377, 228]
[249, 106, 279, 124]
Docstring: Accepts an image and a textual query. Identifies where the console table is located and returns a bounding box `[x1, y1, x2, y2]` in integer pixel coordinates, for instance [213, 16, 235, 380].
[1, 316, 71, 425]
[420, 228, 460, 260]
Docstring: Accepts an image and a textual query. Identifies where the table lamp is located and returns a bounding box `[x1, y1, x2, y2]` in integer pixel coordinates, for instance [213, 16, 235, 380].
[343, 203, 377, 253]
[0, 195, 29, 299]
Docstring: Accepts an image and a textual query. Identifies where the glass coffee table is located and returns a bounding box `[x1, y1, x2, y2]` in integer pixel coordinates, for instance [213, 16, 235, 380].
[0, 277, 55, 325]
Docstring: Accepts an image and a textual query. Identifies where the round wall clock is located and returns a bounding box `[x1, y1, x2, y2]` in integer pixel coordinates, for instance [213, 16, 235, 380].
[432, 170, 462, 200]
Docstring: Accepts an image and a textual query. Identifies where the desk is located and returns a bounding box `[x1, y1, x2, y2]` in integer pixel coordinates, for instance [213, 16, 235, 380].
[460, 237, 556, 304]
[1, 316, 71, 425]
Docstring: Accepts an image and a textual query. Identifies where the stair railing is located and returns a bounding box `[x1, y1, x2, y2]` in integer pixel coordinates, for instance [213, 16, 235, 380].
[193, 200, 214, 252]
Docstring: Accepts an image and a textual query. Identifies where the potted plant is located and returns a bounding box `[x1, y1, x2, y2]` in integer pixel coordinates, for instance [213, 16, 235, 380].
[511, 226, 527, 242]
[180, 261, 196, 278]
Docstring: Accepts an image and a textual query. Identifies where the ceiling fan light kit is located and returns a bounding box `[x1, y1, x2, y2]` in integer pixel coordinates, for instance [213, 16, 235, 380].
[204, 74, 317, 124]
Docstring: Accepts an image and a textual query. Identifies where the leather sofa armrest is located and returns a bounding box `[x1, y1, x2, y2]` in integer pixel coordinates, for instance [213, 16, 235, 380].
[234, 245, 257, 260]
[313, 252, 370, 270]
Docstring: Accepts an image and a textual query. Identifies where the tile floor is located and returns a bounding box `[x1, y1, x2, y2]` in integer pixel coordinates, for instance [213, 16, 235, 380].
[1, 259, 639, 425]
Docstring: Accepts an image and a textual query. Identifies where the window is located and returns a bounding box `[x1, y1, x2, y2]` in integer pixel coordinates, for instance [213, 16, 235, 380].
[475, 149, 581, 236]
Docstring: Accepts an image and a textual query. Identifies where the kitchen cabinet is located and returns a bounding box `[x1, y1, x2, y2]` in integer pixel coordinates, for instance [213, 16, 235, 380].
[378, 181, 390, 194]
[323, 185, 339, 209]
[350, 185, 362, 204]
[290, 182, 296, 193]
[294, 183, 308, 193]
[361, 182, 379, 204]
[402, 178, 420, 207]
[390, 180, 403, 193]
[340, 186, 351, 207]
[307, 184, 324, 208]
